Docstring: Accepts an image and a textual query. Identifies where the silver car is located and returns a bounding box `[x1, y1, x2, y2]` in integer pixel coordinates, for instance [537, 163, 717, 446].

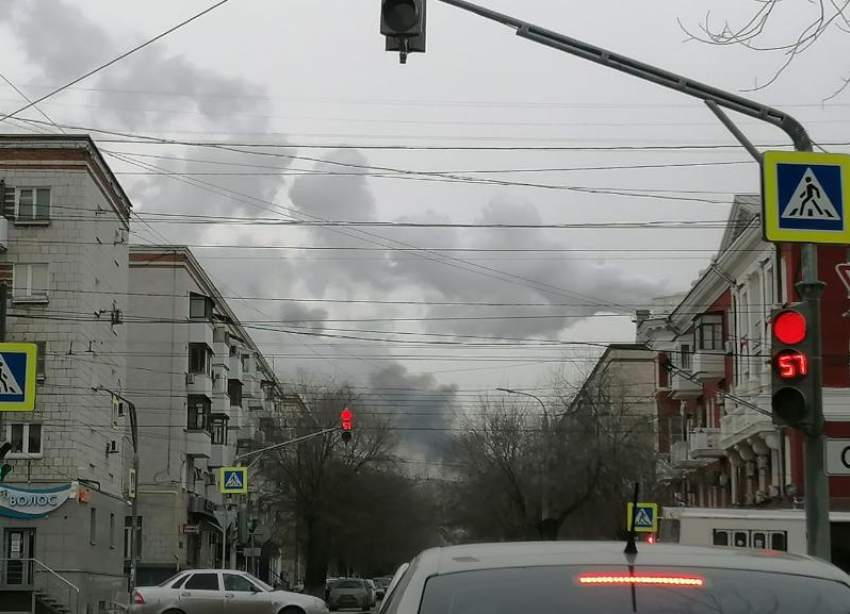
[380, 541, 850, 614]
[131, 569, 329, 614]
[327, 579, 370, 611]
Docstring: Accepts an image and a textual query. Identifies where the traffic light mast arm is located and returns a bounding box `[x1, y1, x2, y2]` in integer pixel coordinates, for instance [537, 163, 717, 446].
[234, 426, 341, 463]
[433, 0, 812, 152]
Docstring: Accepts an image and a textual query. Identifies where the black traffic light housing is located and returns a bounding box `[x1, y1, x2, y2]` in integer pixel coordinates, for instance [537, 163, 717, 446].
[771, 303, 816, 430]
[0, 441, 12, 482]
[381, 0, 427, 64]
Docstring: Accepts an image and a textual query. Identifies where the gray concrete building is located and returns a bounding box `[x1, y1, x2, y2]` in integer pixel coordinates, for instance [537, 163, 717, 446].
[0, 135, 133, 614]
[127, 246, 286, 586]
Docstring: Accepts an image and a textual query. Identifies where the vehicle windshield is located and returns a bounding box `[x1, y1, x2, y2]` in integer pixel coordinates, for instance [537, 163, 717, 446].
[419, 566, 850, 614]
[335, 580, 365, 589]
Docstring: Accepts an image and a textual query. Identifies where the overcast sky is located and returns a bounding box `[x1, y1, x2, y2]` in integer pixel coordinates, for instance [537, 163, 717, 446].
[1, 0, 848, 460]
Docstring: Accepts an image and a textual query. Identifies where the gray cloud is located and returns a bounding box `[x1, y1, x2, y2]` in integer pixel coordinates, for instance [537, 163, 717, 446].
[366, 363, 458, 461]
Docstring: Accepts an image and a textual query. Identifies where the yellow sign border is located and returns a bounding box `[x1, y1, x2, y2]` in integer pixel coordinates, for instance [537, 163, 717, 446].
[626, 501, 658, 533]
[763, 150, 850, 244]
[0, 343, 37, 412]
[220, 466, 248, 494]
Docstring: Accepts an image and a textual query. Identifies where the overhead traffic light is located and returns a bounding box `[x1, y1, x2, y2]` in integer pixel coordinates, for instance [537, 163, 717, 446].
[340, 408, 353, 443]
[381, 0, 426, 64]
[0, 441, 12, 482]
[771, 303, 816, 429]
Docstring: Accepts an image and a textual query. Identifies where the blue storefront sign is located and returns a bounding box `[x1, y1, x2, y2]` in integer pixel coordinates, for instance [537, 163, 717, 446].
[0, 482, 76, 518]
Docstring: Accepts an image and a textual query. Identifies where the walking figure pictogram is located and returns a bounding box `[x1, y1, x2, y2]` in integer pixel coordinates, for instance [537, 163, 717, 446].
[791, 177, 830, 218]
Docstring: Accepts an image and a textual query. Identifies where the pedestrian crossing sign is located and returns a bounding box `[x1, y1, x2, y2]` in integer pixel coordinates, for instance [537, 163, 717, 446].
[626, 501, 658, 533]
[220, 467, 248, 494]
[763, 151, 850, 244]
[0, 343, 37, 412]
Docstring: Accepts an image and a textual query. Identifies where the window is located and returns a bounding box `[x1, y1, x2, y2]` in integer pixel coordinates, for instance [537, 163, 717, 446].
[124, 516, 142, 560]
[187, 396, 211, 431]
[224, 574, 259, 592]
[6, 423, 42, 458]
[188, 343, 211, 375]
[34, 341, 46, 381]
[210, 416, 228, 445]
[229, 345, 237, 357]
[189, 293, 213, 320]
[228, 380, 243, 408]
[713, 530, 729, 546]
[264, 385, 275, 402]
[13, 263, 48, 300]
[771, 531, 787, 551]
[185, 573, 220, 591]
[241, 353, 250, 372]
[109, 514, 116, 549]
[90, 508, 97, 545]
[698, 322, 721, 351]
[16, 188, 50, 222]
[680, 344, 692, 369]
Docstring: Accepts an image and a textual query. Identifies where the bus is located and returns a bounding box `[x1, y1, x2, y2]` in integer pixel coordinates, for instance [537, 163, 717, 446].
[659, 507, 850, 571]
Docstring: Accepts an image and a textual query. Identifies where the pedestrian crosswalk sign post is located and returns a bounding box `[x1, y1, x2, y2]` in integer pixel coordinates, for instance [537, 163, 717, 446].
[0, 343, 37, 412]
[626, 501, 658, 533]
[220, 467, 248, 495]
[763, 151, 850, 244]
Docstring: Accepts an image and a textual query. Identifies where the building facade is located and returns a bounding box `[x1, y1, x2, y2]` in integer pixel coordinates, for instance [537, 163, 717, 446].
[127, 246, 287, 586]
[0, 135, 133, 614]
[637, 195, 850, 516]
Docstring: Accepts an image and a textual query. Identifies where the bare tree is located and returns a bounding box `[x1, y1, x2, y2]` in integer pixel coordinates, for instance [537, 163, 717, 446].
[257, 382, 395, 596]
[682, 1, 850, 97]
[446, 374, 656, 542]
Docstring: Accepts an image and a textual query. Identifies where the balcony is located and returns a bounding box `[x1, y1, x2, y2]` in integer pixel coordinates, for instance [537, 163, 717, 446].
[188, 321, 214, 346]
[243, 377, 260, 399]
[211, 394, 230, 416]
[186, 373, 213, 397]
[670, 440, 689, 466]
[692, 350, 725, 380]
[688, 428, 724, 459]
[185, 429, 212, 458]
[229, 354, 243, 382]
[670, 371, 701, 399]
[209, 442, 236, 468]
[212, 341, 230, 367]
[720, 403, 775, 449]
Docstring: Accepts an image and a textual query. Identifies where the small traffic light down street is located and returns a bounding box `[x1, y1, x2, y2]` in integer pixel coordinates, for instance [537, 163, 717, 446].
[2, 1, 850, 612]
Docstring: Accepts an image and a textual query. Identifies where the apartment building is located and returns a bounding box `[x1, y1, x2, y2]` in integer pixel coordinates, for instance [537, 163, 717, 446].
[0, 135, 133, 613]
[127, 246, 287, 585]
[637, 195, 850, 510]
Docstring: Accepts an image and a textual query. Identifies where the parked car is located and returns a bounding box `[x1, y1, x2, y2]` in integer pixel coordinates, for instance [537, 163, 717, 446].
[131, 569, 329, 614]
[364, 579, 377, 607]
[327, 578, 371, 611]
[373, 577, 392, 600]
[379, 541, 850, 614]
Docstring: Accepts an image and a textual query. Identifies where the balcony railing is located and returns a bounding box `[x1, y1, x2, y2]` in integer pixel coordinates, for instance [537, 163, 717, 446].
[670, 371, 701, 399]
[688, 428, 724, 459]
[0, 558, 81, 614]
[691, 350, 725, 380]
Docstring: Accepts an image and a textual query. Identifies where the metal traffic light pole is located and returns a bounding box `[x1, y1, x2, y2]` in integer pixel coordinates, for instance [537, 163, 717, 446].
[418, 0, 830, 559]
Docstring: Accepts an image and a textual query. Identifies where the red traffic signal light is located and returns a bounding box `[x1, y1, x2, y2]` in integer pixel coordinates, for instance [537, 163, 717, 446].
[773, 310, 807, 344]
[340, 408, 353, 442]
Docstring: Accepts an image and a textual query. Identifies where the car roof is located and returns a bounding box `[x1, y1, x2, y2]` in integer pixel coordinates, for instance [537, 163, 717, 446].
[413, 541, 849, 583]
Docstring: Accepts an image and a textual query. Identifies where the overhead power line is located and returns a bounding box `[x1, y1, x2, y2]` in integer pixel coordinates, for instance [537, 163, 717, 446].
[0, 0, 233, 125]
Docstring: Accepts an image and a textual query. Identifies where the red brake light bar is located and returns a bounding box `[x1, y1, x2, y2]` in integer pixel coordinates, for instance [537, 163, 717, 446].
[578, 574, 704, 587]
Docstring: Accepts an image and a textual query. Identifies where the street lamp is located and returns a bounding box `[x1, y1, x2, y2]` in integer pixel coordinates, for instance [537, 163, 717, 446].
[496, 387, 552, 525]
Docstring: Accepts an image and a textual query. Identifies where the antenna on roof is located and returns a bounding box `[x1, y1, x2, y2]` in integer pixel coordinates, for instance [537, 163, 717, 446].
[625, 481, 640, 555]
